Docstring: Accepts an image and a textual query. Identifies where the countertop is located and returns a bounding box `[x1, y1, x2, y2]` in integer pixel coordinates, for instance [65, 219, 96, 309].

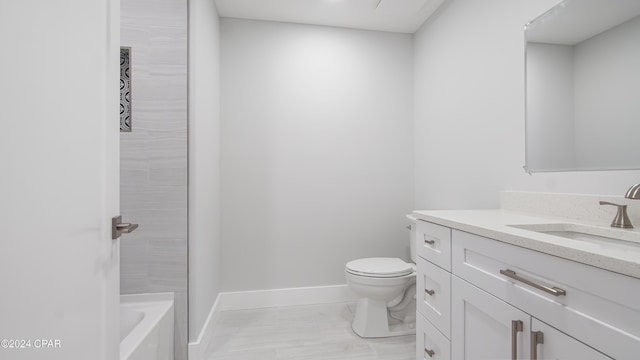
[412, 209, 640, 279]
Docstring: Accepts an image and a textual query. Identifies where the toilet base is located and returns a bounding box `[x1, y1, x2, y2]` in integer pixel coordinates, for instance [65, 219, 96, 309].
[351, 297, 416, 338]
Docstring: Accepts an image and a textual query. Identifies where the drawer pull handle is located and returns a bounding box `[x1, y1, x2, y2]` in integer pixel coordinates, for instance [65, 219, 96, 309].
[511, 320, 523, 360]
[424, 348, 435, 358]
[423, 235, 436, 245]
[500, 269, 567, 297]
[531, 331, 544, 360]
[425, 288, 435, 296]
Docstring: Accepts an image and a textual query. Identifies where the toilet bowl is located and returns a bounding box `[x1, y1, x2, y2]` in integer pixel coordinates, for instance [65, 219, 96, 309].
[345, 215, 417, 338]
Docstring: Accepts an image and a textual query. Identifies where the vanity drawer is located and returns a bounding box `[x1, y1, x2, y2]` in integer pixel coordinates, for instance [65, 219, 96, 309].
[416, 256, 451, 338]
[417, 312, 451, 360]
[416, 221, 451, 271]
[452, 229, 640, 360]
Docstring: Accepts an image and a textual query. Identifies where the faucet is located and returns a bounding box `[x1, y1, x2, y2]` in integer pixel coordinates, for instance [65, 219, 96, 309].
[599, 184, 640, 229]
[599, 202, 633, 228]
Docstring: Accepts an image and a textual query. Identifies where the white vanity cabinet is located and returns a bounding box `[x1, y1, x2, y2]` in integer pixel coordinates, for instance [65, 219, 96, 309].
[415, 221, 452, 360]
[415, 219, 640, 360]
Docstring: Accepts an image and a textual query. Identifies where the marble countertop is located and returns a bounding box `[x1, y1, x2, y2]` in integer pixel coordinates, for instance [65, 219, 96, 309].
[412, 209, 640, 279]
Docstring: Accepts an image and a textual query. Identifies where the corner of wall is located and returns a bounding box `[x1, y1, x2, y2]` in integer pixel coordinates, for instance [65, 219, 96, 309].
[187, 0, 222, 345]
[187, 294, 222, 360]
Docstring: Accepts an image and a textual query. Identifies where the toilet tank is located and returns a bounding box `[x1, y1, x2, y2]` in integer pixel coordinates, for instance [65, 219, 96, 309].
[406, 214, 418, 263]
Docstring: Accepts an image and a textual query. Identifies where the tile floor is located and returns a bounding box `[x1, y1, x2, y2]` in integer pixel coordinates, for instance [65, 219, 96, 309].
[204, 302, 416, 360]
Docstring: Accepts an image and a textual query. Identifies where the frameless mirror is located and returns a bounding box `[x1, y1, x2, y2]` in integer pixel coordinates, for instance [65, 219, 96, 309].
[524, 0, 640, 173]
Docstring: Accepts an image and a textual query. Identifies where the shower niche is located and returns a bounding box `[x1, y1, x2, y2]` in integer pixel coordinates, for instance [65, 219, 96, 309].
[120, 47, 132, 132]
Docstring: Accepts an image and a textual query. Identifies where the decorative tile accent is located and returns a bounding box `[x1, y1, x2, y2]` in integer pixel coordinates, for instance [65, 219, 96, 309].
[120, 47, 132, 132]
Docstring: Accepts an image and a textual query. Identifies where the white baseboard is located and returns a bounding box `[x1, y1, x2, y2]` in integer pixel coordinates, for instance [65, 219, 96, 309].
[188, 294, 222, 360]
[218, 284, 357, 311]
[187, 284, 356, 360]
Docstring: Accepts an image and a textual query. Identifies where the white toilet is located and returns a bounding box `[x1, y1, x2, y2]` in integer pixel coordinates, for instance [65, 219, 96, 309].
[345, 215, 417, 338]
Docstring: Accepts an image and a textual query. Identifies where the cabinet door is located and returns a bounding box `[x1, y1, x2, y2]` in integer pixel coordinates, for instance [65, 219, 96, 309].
[531, 319, 612, 360]
[452, 276, 530, 360]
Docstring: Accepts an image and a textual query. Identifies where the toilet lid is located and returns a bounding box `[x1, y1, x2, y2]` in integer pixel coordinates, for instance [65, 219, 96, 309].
[345, 257, 414, 278]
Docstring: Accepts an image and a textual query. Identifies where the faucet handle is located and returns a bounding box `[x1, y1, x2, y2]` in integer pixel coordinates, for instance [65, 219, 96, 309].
[626, 184, 640, 199]
[599, 201, 633, 229]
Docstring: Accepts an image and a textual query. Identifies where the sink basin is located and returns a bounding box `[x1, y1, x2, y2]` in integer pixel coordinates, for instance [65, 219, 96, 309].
[542, 230, 619, 242]
[508, 223, 640, 251]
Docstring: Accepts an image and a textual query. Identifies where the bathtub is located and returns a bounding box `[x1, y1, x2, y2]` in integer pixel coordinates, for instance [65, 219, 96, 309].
[120, 293, 174, 360]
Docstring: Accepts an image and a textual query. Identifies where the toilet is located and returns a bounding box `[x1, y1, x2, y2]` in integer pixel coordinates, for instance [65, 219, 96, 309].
[345, 215, 417, 338]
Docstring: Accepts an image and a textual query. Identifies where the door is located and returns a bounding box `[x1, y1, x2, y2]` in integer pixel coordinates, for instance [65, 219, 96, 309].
[452, 276, 531, 360]
[531, 319, 612, 360]
[0, 1, 120, 360]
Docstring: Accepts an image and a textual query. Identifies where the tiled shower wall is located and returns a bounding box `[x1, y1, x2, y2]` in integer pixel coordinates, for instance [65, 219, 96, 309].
[120, 0, 188, 359]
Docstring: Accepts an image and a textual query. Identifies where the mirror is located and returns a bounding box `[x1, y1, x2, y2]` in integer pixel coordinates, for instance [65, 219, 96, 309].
[524, 0, 640, 173]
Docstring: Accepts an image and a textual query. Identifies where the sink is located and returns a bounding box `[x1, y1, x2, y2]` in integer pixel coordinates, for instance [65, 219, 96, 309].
[542, 230, 619, 242]
[508, 223, 640, 251]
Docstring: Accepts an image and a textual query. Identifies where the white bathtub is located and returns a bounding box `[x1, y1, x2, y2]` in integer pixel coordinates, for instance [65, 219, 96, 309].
[120, 293, 174, 360]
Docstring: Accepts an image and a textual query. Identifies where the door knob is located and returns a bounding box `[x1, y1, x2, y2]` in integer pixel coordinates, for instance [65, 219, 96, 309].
[112, 216, 139, 239]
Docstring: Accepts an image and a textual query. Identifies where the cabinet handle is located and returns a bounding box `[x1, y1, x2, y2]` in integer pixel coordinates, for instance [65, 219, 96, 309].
[531, 331, 544, 360]
[425, 288, 435, 296]
[511, 320, 523, 360]
[500, 269, 566, 297]
[423, 234, 436, 245]
[424, 348, 435, 358]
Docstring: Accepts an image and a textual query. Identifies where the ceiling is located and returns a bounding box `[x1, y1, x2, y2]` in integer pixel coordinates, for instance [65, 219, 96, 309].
[213, 0, 446, 33]
[526, 0, 640, 45]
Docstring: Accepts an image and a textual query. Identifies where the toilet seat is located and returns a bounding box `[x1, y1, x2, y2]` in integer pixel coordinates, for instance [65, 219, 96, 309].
[345, 257, 414, 278]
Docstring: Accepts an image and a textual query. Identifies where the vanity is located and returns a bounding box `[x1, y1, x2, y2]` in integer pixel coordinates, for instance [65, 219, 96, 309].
[412, 199, 640, 360]
[410, 0, 640, 357]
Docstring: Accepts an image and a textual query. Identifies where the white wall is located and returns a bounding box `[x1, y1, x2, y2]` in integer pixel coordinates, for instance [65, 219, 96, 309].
[414, 0, 640, 211]
[574, 15, 640, 169]
[526, 43, 575, 170]
[188, 0, 221, 342]
[220, 19, 414, 291]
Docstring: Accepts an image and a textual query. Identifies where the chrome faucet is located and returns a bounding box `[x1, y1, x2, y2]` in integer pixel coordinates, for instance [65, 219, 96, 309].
[599, 184, 640, 229]
[599, 202, 633, 228]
